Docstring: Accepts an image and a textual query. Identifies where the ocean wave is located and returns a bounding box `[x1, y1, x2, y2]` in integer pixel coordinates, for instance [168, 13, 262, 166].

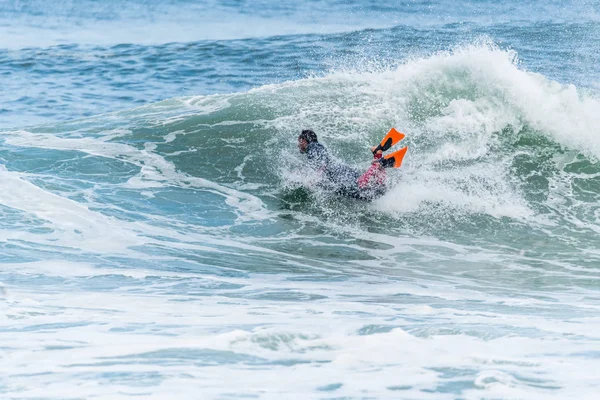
[3, 42, 600, 241]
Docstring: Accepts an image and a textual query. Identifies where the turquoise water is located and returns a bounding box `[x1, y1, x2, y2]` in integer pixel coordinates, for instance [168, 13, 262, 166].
[2, 1, 600, 399]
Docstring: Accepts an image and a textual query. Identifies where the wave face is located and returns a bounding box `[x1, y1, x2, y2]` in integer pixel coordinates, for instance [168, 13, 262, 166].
[2, 42, 600, 398]
[4, 0, 600, 397]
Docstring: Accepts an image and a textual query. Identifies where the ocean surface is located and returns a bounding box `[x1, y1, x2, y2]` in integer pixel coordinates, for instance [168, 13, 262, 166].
[2, 1, 600, 399]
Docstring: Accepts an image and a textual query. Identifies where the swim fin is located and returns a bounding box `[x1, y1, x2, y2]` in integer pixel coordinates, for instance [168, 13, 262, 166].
[380, 146, 408, 169]
[373, 128, 405, 154]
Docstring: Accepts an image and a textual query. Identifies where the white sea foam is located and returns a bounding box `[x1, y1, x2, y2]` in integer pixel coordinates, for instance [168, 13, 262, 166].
[2, 256, 600, 399]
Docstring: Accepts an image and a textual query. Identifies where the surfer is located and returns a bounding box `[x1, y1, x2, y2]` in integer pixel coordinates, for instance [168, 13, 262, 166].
[297, 128, 407, 200]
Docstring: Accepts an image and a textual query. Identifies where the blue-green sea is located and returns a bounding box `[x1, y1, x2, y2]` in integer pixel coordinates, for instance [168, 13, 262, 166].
[2, 1, 600, 399]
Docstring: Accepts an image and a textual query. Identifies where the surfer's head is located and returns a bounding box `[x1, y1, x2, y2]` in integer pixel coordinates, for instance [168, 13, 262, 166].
[298, 129, 317, 153]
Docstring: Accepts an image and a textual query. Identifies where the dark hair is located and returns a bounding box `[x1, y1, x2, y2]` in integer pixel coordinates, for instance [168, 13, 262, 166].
[298, 129, 318, 143]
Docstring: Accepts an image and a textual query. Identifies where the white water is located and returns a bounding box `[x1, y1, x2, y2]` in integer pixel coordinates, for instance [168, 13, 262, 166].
[3, 252, 600, 399]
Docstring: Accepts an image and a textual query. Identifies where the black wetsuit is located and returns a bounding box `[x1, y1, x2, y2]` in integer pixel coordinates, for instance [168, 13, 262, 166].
[305, 142, 363, 198]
